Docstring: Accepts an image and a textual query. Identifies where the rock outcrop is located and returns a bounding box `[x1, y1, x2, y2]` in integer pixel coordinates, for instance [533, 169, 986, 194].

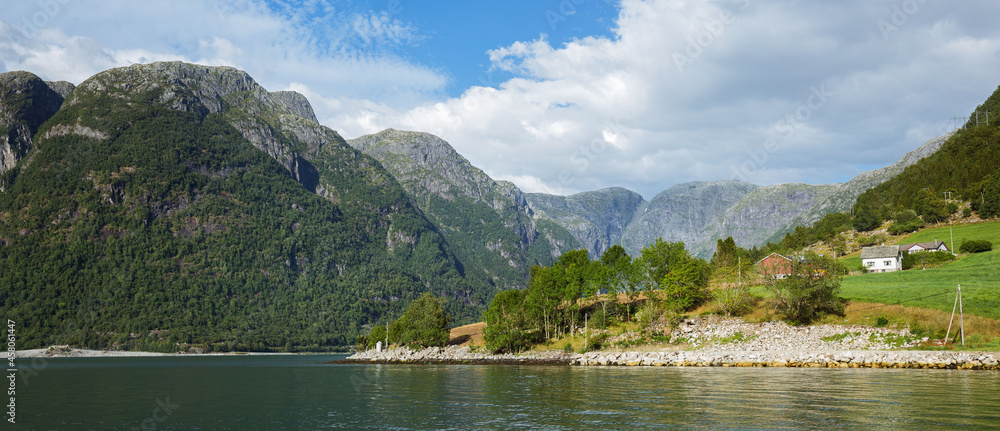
[0, 71, 68, 175]
[348, 128, 581, 288]
[525, 187, 644, 258]
[619, 180, 759, 257]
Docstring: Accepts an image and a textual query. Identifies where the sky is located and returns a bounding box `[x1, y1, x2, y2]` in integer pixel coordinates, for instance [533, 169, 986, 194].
[2, 0, 1000, 199]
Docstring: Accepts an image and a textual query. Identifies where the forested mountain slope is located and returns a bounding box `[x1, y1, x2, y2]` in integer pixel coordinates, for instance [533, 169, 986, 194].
[348, 129, 581, 290]
[0, 63, 486, 351]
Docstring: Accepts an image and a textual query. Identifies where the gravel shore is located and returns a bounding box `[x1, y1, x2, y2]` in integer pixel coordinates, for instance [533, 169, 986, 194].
[343, 317, 1000, 370]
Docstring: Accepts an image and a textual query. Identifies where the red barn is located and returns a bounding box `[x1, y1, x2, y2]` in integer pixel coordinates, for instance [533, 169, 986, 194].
[757, 253, 793, 279]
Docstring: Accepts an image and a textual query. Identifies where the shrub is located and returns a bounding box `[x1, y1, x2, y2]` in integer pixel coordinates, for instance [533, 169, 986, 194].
[903, 250, 956, 269]
[887, 219, 924, 235]
[767, 253, 847, 325]
[586, 333, 608, 351]
[713, 286, 759, 317]
[959, 239, 993, 254]
[875, 317, 889, 327]
[483, 289, 531, 354]
[962, 207, 972, 218]
[391, 292, 450, 349]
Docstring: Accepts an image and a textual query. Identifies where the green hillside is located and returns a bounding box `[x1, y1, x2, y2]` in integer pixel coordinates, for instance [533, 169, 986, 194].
[841, 249, 1000, 319]
[838, 221, 1000, 269]
[854, 86, 1000, 214]
[0, 64, 483, 352]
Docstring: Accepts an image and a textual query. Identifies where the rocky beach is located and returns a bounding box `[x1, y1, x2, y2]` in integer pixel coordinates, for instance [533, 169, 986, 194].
[342, 317, 1000, 370]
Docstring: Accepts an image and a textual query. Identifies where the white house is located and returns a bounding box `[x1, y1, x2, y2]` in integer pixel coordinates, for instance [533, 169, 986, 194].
[898, 240, 950, 254]
[861, 246, 902, 273]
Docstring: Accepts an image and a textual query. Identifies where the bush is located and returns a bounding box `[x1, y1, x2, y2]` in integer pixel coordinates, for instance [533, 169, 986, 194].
[586, 333, 608, 351]
[767, 253, 847, 325]
[887, 219, 924, 235]
[483, 289, 531, 354]
[390, 293, 451, 349]
[959, 239, 993, 254]
[902, 250, 956, 270]
[713, 286, 759, 317]
[893, 209, 919, 224]
[962, 207, 972, 218]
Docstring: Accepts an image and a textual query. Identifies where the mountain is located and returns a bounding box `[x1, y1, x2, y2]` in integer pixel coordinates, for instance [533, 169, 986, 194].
[855, 87, 1000, 213]
[524, 188, 644, 258]
[618, 180, 759, 257]
[347, 129, 580, 289]
[763, 132, 952, 243]
[0, 63, 487, 351]
[0, 72, 71, 176]
[525, 132, 952, 258]
[702, 182, 841, 253]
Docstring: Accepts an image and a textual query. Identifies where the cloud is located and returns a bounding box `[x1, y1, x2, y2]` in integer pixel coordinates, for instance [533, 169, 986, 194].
[0, 0, 446, 107]
[334, 0, 1000, 198]
[3, 0, 1000, 199]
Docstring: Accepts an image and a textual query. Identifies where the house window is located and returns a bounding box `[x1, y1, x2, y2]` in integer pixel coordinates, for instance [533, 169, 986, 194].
[866, 261, 874, 267]
[884, 260, 892, 266]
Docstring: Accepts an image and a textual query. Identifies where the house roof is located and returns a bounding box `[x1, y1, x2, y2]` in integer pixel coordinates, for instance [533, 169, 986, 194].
[755, 252, 792, 265]
[898, 241, 948, 252]
[861, 246, 900, 259]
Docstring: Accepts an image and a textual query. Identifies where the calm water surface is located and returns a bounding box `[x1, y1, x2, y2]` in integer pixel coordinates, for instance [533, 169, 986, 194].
[11, 354, 1000, 430]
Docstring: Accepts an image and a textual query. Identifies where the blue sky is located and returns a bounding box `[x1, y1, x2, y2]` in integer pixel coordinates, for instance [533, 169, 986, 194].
[3, 1, 1000, 199]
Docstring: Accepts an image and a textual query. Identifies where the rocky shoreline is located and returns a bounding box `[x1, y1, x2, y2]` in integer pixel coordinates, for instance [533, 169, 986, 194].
[341, 345, 999, 370]
[341, 317, 1000, 371]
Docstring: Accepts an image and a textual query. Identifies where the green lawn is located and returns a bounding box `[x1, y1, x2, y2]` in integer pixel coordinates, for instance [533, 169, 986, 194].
[896, 220, 1000, 249]
[838, 220, 1000, 271]
[840, 249, 1000, 319]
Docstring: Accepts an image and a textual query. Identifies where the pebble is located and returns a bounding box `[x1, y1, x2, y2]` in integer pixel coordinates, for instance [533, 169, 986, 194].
[342, 317, 999, 370]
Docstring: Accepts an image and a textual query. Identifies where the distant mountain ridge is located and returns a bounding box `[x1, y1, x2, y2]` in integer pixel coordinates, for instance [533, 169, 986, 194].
[521, 132, 953, 258]
[347, 129, 580, 290]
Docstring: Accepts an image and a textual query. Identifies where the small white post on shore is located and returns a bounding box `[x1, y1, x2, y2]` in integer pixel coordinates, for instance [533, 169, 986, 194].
[958, 285, 965, 347]
[376, 341, 383, 353]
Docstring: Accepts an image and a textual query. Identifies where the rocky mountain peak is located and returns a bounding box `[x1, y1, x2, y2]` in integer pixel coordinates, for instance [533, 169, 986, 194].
[271, 90, 319, 124]
[0, 71, 67, 175]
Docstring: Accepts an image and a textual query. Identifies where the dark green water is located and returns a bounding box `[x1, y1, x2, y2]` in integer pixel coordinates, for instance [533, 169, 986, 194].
[9, 354, 1000, 430]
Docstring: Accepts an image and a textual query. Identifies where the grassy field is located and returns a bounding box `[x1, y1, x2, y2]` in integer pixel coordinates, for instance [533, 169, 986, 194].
[838, 220, 1000, 271]
[840, 249, 1000, 319]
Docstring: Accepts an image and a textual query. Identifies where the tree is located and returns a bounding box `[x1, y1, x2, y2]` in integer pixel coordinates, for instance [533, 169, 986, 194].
[637, 238, 712, 314]
[482, 289, 531, 354]
[390, 292, 451, 348]
[599, 245, 633, 318]
[980, 174, 1000, 218]
[711, 237, 738, 267]
[767, 253, 847, 325]
[852, 205, 881, 232]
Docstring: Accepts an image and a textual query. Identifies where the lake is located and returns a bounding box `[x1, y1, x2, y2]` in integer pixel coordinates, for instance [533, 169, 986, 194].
[10, 354, 1000, 430]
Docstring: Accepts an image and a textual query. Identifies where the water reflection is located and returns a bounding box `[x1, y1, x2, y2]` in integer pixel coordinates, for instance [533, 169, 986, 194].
[15, 356, 1000, 430]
